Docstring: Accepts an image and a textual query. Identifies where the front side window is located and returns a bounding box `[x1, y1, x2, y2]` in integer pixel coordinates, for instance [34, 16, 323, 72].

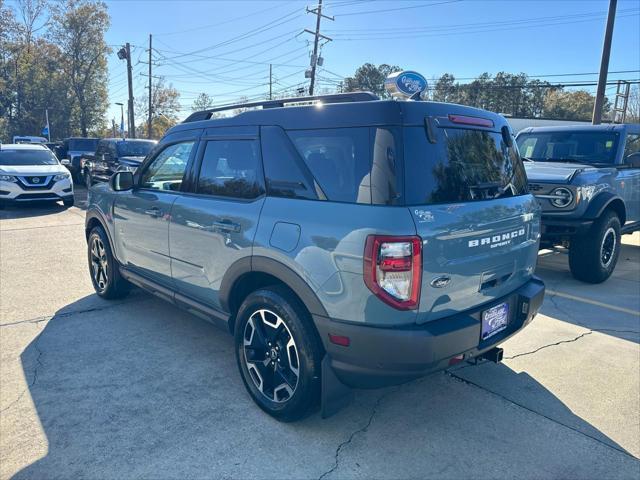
[197, 140, 264, 199]
[139, 142, 194, 191]
[516, 131, 619, 165]
[287, 128, 370, 203]
[623, 134, 640, 163]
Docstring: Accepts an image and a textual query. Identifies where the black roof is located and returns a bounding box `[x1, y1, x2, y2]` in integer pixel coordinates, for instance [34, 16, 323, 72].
[168, 92, 511, 135]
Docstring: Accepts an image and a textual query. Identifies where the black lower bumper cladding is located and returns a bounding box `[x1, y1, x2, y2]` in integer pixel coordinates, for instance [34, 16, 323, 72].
[317, 277, 545, 417]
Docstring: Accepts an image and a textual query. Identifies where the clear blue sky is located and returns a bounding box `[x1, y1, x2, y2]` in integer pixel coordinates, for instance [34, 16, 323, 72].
[103, 0, 640, 122]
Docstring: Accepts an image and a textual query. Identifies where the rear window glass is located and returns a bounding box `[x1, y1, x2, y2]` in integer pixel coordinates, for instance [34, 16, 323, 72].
[117, 141, 155, 157]
[404, 127, 528, 205]
[288, 128, 370, 203]
[68, 139, 98, 151]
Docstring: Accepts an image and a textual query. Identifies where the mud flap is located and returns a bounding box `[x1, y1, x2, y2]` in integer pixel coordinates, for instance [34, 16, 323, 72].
[321, 355, 353, 418]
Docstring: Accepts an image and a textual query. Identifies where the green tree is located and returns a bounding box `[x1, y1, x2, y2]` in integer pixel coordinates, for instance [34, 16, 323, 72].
[343, 63, 402, 98]
[432, 73, 457, 103]
[191, 92, 215, 112]
[50, 0, 110, 136]
[543, 89, 608, 121]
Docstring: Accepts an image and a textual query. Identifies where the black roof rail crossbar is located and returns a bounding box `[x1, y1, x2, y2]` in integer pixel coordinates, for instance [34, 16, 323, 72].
[184, 91, 379, 123]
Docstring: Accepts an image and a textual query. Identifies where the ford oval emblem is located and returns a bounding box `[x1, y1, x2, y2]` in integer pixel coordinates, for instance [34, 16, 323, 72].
[384, 70, 428, 98]
[430, 276, 451, 288]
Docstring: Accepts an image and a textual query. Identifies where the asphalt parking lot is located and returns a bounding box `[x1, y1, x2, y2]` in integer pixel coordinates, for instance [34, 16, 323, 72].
[1, 187, 639, 480]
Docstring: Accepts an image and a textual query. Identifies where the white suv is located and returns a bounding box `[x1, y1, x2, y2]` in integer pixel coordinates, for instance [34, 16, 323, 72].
[0, 143, 74, 208]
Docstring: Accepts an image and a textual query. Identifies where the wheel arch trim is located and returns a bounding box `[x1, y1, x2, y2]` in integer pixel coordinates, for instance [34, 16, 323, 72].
[583, 192, 626, 224]
[219, 256, 330, 322]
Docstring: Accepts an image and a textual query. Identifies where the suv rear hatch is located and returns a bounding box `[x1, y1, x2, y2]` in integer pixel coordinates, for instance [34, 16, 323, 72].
[401, 106, 540, 323]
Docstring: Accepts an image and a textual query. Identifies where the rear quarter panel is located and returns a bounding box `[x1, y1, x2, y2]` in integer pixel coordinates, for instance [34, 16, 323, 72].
[253, 197, 419, 326]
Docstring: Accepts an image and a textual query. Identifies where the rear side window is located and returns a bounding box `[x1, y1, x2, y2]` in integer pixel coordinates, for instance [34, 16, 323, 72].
[404, 127, 528, 205]
[261, 126, 322, 200]
[197, 140, 264, 199]
[288, 128, 370, 203]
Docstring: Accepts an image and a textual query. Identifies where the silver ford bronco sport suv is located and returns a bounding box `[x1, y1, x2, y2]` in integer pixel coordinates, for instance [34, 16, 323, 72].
[85, 92, 545, 421]
[518, 124, 640, 283]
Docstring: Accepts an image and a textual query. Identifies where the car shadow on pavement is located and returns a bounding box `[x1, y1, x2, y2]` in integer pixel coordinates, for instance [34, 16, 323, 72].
[535, 242, 640, 344]
[0, 202, 72, 220]
[12, 292, 637, 479]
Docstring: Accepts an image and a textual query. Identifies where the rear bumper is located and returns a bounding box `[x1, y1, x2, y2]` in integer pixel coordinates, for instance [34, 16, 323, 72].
[314, 277, 545, 389]
[540, 216, 594, 240]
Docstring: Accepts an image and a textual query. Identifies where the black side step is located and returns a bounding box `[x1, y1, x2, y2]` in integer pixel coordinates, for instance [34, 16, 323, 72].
[621, 221, 640, 235]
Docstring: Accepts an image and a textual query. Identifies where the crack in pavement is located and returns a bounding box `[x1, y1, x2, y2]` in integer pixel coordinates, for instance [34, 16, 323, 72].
[445, 370, 638, 460]
[0, 323, 45, 414]
[0, 296, 150, 327]
[317, 386, 402, 480]
[504, 331, 594, 360]
[0, 222, 84, 232]
[0, 296, 152, 413]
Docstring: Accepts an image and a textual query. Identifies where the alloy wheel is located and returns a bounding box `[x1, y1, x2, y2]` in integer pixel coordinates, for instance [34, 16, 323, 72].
[90, 236, 109, 292]
[600, 227, 617, 268]
[243, 309, 300, 403]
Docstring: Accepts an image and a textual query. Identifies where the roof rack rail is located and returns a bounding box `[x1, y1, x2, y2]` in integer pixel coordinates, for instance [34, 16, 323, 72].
[183, 91, 379, 123]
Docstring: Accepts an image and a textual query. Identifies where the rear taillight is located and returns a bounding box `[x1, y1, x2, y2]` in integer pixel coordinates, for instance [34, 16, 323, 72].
[363, 235, 422, 310]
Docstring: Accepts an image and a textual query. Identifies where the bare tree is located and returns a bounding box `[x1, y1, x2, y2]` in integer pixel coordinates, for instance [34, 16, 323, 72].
[15, 0, 49, 49]
[626, 85, 640, 123]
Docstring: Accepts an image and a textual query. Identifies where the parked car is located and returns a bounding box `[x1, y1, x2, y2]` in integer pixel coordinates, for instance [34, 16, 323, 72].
[83, 138, 157, 188]
[517, 124, 640, 283]
[85, 92, 544, 421]
[12, 135, 47, 144]
[0, 143, 74, 208]
[59, 137, 100, 182]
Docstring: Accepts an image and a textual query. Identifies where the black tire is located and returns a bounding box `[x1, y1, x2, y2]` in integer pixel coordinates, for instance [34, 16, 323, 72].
[234, 286, 323, 422]
[87, 226, 130, 299]
[569, 210, 621, 283]
[63, 197, 75, 208]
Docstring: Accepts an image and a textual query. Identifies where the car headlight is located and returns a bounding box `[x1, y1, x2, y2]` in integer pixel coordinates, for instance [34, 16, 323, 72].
[550, 187, 574, 208]
[54, 173, 71, 181]
[0, 174, 17, 182]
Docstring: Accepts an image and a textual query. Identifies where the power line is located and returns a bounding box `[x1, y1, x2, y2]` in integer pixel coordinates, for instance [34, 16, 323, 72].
[158, 9, 303, 61]
[153, 3, 289, 37]
[331, 10, 639, 40]
[336, 0, 463, 16]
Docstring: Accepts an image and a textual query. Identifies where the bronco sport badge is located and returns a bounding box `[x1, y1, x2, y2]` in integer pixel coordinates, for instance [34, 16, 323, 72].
[468, 228, 526, 248]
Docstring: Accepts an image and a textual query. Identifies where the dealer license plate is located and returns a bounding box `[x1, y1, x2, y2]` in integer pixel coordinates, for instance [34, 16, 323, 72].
[481, 302, 509, 341]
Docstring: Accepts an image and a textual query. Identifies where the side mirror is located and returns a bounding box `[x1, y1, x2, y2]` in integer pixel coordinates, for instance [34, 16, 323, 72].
[111, 171, 134, 191]
[60, 158, 71, 166]
[625, 152, 640, 168]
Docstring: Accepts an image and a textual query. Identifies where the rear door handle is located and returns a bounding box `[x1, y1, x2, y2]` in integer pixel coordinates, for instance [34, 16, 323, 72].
[212, 220, 241, 232]
[145, 207, 163, 218]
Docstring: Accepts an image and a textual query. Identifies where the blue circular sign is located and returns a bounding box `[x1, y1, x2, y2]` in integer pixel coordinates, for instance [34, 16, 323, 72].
[384, 71, 428, 98]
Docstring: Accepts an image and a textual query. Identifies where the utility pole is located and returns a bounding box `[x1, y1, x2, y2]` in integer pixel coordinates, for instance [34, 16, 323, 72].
[269, 64, 273, 100]
[148, 34, 153, 139]
[304, 0, 333, 96]
[593, 0, 617, 125]
[125, 43, 136, 138]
